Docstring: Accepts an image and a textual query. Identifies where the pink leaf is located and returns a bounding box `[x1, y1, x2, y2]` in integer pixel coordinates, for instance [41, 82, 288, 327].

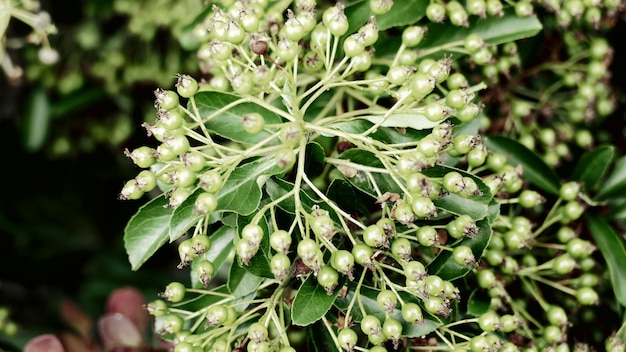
[98, 313, 143, 349]
[106, 287, 149, 336]
[24, 334, 66, 352]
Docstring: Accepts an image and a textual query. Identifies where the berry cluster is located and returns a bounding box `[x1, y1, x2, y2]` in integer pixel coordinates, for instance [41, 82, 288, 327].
[119, 1, 623, 351]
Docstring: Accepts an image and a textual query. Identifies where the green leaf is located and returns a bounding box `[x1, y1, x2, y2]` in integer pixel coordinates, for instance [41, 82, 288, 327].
[427, 218, 492, 281]
[344, 0, 428, 32]
[124, 195, 173, 270]
[361, 113, 441, 130]
[177, 6, 212, 50]
[292, 274, 342, 326]
[334, 283, 441, 336]
[345, 0, 371, 36]
[305, 142, 326, 177]
[192, 91, 283, 144]
[327, 119, 429, 145]
[326, 178, 369, 215]
[571, 145, 614, 192]
[307, 322, 340, 352]
[596, 154, 626, 200]
[266, 177, 322, 214]
[338, 149, 402, 197]
[486, 135, 561, 195]
[21, 88, 50, 152]
[236, 214, 274, 278]
[190, 226, 235, 288]
[228, 259, 264, 297]
[467, 289, 491, 316]
[608, 198, 626, 220]
[169, 188, 204, 242]
[218, 156, 285, 215]
[375, 1, 427, 30]
[205, 226, 235, 267]
[168, 156, 283, 241]
[422, 165, 493, 220]
[420, 7, 543, 50]
[586, 214, 626, 307]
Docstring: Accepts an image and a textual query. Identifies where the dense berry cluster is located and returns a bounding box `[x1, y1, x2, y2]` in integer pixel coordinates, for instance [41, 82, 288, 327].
[119, 1, 624, 351]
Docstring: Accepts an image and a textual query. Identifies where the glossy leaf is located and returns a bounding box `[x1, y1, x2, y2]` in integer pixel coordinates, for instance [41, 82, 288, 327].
[422, 165, 493, 221]
[169, 188, 204, 242]
[307, 322, 340, 352]
[266, 177, 322, 214]
[326, 178, 369, 215]
[420, 7, 542, 49]
[334, 283, 441, 337]
[467, 289, 490, 316]
[169, 157, 283, 241]
[608, 198, 626, 220]
[596, 154, 626, 200]
[169, 189, 222, 242]
[375, 1, 427, 30]
[327, 119, 429, 145]
[124, 195, 172, 270]
[586, 214, 626, 307]
[192, 91, 283, 144]
[228, 259, 264, 297]
[486, 135, 561, 195]
[338, 149, 402, 197]
[305, 142, 326, 177]
[362, 113, 441, 130]
[571, 145, 614, 192]
[427, 218, 492, 281]
[217, 156, 284, 215]
[292, 274, 343, 326]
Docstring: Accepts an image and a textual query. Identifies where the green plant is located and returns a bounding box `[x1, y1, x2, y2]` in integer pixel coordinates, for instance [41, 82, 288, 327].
[117, 0, 626, 351]
[2, 0, 623, 351]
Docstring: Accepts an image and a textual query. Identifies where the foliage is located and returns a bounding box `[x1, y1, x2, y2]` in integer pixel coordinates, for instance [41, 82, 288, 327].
[2, 0, 626, 351]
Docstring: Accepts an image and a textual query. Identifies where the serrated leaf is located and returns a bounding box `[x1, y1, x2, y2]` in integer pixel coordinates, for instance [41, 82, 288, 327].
[571, 145, 614, 192]
[334, 283, 441, 336]
[486, 135, 561, 195]
[338, 149, 402, 197]
[586, 214, 626, 307]
[168, 157, 283, 241]
[427, 218, 492, 281]
[292, 274, 342, 326]
[422, 165, 493, 220]
[218, 156, 285, 215]
[124, 195, 173, 270]
[192, 91, 283, 144]
[361, 113, 441, 130]
[596, 154, 626, 200]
